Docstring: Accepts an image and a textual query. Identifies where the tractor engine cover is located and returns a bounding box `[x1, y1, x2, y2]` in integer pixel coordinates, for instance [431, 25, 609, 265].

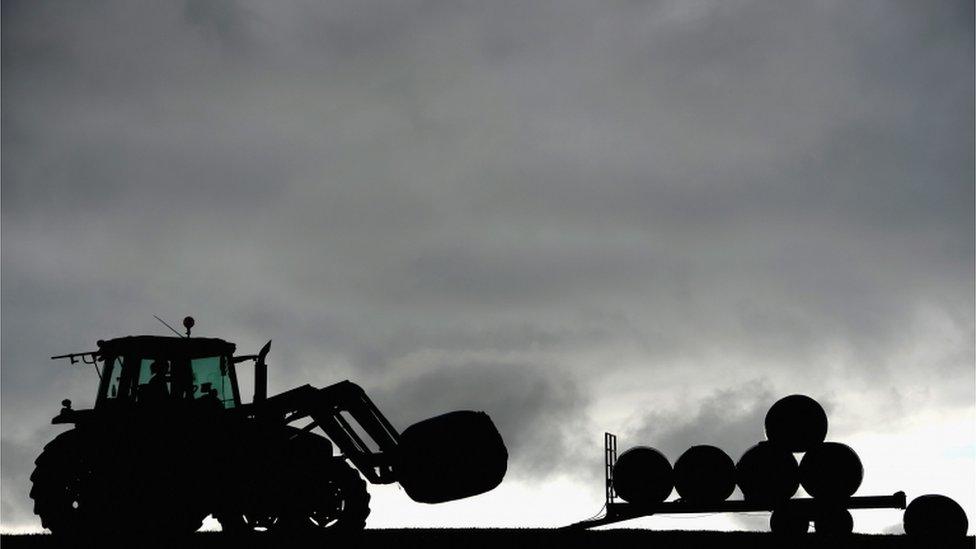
[396, 410, 508, 504]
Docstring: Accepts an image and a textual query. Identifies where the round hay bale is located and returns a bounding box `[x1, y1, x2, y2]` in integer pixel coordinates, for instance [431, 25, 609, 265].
[612, 446, 673, 504]
[904, 494, 968, 538]
[673, 445, 736, 503]
[769, 508, 809, 535]
[814, 508, 854, 536]
[764, 394, 828, 452]
[736, 441, 798, 504]
[799, 442, 863, 500]
[397, 410, 508, 504]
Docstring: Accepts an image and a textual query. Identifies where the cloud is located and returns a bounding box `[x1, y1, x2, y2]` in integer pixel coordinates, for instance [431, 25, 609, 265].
[1, 439, 38, 528]
[2, 0, 972, 531]
[628, 382, 779, 461]
[372, 360, 592, 481]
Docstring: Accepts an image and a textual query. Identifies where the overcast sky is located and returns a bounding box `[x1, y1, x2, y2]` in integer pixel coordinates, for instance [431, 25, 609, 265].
[2, 0, 973, 534]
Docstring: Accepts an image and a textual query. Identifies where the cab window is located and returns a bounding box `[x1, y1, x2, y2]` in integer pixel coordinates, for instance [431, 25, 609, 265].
[190, 356, 236, 409]
[135, 358, 173, 403]
[105, 356, 125, 399]
[100, 355, 136, 402]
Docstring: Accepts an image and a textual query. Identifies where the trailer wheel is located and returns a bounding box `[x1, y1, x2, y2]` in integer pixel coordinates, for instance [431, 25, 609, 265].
[814, 508, 853, 536]
[770, 508, 808, 535]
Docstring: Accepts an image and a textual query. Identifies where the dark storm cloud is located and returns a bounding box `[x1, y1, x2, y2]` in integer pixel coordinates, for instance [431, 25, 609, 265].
[372, 360, 592, 480]
[2, 0, 972, 530]
[629, 382, 779, 461]
[627, 382, 837, 459]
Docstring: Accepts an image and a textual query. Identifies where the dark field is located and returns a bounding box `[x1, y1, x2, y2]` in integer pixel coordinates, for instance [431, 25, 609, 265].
[2, 529, 973, 549]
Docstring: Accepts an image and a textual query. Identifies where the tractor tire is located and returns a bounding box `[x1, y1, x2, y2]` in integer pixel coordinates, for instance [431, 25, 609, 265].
[295, 460, 371, 534]
[31, 429, 205, 538]
[275, 459, 371, 536]
[29, 430, 97, 537]
[218, 460, 371, 537]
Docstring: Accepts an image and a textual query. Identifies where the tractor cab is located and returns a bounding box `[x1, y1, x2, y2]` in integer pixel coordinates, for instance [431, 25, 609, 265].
[94, 336, 241, 410]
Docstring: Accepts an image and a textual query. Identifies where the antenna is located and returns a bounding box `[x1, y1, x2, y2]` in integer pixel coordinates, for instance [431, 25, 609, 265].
[153, 315, 186, 338]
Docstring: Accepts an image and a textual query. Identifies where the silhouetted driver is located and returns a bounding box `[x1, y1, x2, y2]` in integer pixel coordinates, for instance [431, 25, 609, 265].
[142, 360, 170, 402]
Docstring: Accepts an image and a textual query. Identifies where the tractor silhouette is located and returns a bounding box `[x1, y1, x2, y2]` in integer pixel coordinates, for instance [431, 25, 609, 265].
[30, 318, 508, 537]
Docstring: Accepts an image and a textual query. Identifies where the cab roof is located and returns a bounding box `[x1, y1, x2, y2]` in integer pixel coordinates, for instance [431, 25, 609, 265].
[96, 336, 236, 359]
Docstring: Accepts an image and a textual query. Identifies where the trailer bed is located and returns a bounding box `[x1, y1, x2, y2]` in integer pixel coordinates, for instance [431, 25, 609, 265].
[567, 492, 906, 529]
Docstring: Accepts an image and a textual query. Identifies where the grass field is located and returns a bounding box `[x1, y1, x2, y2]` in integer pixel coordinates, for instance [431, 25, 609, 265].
[2, 529, 973, 549]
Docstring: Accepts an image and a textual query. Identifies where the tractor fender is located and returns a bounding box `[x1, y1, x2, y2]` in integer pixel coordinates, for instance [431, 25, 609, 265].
[31, 429, 87, 472]
[281, 424, 334, 458]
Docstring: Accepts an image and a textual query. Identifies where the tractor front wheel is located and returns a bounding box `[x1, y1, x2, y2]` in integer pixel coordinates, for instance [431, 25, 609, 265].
[300, 461, 370, 532]
[218, 461, 370, 537]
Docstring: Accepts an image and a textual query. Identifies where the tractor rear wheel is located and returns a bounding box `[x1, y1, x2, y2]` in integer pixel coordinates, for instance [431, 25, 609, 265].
[31, 430, 205, 537]
[29, 432, 97, 537]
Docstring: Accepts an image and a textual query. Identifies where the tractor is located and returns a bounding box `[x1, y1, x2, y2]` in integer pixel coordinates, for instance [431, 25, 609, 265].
[30, 318, 508, 537]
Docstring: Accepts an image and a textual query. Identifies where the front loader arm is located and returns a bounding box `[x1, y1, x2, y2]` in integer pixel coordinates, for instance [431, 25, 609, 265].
[250, 380, 508, 502]
[253, 381, 400, 483]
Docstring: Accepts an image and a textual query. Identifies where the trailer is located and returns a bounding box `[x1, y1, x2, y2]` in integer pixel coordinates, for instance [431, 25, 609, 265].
[566, 433, 907, 535]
